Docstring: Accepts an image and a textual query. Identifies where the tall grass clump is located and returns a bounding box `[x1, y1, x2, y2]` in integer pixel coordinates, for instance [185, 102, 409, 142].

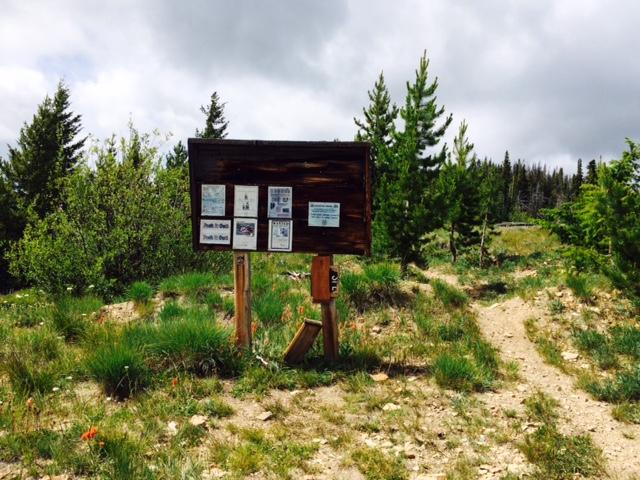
[565, 274, 593, 302]
[585, 364, 640, 402]
[128, 281, 154, 304]
[341, 262, 404, 311]
[433, 353, 487, 392]
[610, 326, 640, 359]
[124, 310, 240, 376]
[1, 327, 69, 396]
[87, 343, 149, 400]
[431, 279, 468, 308]
[573, 329, 617, 370]
[159, 272, 227, 300]
[52, 295, 102, 340]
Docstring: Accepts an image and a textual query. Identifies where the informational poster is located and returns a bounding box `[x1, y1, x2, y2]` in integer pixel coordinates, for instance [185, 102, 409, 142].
[201, 184, 226, 216]
[233, 218, 258, 250]
[268, 186, 292, 218]
[234, 185, 259, 217]
[308, 202, 340, 227]
[200, 219, 231, 244]
[268, 220, 293, 251]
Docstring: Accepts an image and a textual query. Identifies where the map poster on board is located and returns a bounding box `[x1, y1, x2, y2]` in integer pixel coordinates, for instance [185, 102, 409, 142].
[268, 220, 293, 251]
[201, 184, 226, 216]
[268, 186, 292, 218]
[234, 185, 259, 217]
[308, 202, 340, 227]
[200, 219, 231, 245]
[233, 218, 258, 250]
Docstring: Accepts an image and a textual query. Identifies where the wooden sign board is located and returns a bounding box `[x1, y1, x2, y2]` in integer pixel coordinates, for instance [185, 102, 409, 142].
[188, 139, 372, 255]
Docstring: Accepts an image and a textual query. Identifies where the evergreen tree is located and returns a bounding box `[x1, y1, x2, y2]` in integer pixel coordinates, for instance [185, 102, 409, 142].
[501, 150, 513, 220]
[0, 81, 84, 290]
[572, 158, 584, 197]
[586, 159, 598, 184]
[375, 51, 452, 268]
[0, 81, 85, 219]
[438, 121, 480, 263]
[166, 140, 188, 169]
[195, 92, 229, 139]
[354, 72, 398, 208]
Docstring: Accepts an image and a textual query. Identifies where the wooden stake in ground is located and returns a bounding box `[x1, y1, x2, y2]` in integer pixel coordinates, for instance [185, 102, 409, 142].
[233, 251, 252, 348]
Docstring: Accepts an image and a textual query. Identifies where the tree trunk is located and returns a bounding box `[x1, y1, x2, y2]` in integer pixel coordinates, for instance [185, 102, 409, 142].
[479, 213, 488, 268]
[449, 224, 457, 263]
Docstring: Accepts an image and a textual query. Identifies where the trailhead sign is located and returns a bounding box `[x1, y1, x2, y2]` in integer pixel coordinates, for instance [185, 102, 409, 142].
[188, 139, 372, 256]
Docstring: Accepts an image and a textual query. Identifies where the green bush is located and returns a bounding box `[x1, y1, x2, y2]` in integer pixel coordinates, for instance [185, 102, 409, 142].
[87, 343, 149, 399]
[7, 128, 231, 298]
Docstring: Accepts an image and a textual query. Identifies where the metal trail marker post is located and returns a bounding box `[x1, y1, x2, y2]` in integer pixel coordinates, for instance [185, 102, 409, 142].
[188, 139, 371, 363]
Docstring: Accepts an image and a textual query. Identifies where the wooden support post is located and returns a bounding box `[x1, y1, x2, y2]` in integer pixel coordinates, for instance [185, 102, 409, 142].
[233, 251, 252, 348]
[321, 299, 339, 362]
[311, 254, 339, 362]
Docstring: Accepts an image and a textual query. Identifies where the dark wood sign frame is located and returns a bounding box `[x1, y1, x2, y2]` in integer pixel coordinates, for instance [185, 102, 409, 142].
[188, 139, 372, 256]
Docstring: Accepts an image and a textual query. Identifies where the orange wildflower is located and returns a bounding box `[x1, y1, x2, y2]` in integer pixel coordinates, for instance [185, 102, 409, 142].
[251, 321, 258, 335]
[281, 304, 292, 322]
[171, 377, 178, 388]
[26, 397, 34, 410]
[81, 426, 98, 441]
[297, 305, 305, 317]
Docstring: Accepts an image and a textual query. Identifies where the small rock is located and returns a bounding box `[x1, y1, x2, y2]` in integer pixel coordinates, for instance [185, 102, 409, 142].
[561, 351, 580, 362]
[189, 415, 207, 427]
[167, 421, 178, 435]
[382, 402, 401, 412]
[312, 437, 328, 445]
[372, 325, 382, 334]
[370, 372, 389, 382]
[407, 376, 418, 382]
[256, 411, 273, 421]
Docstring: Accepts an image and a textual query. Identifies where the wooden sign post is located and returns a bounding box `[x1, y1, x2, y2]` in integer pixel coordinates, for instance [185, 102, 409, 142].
[188, 139, 371, 360]
[233, 251, 252, 348]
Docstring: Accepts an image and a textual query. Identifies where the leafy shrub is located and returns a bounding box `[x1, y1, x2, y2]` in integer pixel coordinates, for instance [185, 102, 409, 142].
[87, 343, 149, 399]
[7, 128, 231, 298]
[128, 281, 153, 304]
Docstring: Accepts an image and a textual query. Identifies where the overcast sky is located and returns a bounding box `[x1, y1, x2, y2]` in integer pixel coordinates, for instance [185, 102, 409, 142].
[1, 0, 639, 172]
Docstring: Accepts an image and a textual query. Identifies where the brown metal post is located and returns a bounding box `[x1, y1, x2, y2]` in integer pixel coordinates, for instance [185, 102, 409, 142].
[233, 251, 252, 348]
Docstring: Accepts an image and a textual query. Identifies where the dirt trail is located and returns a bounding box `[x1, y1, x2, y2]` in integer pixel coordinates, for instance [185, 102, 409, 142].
[475, 296, 640, 480]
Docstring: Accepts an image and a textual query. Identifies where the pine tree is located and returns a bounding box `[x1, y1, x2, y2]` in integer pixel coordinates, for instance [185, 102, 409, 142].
[586, 159, 598, 184]
[0, 81, 85, 219]
[572, 158, 584, 197]
[354, 72, 398, 208]
[438, 121, 480, 263]
[375, 52, 452, 268]
[196, 92, 229, 139]
[501, 150, 513, 220]
[166, 140, 188, 169]
[0, 81, 84, 290]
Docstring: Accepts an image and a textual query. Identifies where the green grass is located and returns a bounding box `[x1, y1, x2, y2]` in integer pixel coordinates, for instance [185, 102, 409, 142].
[211, 427, 317, 479]
[585, 364, 640, 402]
[573, 329, 618, 370]
[610, 326, 640, 359]
[520, 424, 603, 478]
[350, 446, 408, 480]
[341, 262, 404, 311]
[431, 279, 468, 308]
[565, 274, 593, 302]
[519, 391, 604, 479]
[87, 342, 149, 399]
[52, 295, 102, 340]
[159, 271, 231, 300]
[612, 402, 640, 424]
[128, 281, 154, 304]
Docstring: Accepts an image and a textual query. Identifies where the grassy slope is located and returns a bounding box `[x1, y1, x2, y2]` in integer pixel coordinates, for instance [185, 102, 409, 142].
[0, 227, 636, 478]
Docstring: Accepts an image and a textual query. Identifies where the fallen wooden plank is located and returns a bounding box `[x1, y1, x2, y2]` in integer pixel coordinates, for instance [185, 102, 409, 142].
[284, 319, 323, 364]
